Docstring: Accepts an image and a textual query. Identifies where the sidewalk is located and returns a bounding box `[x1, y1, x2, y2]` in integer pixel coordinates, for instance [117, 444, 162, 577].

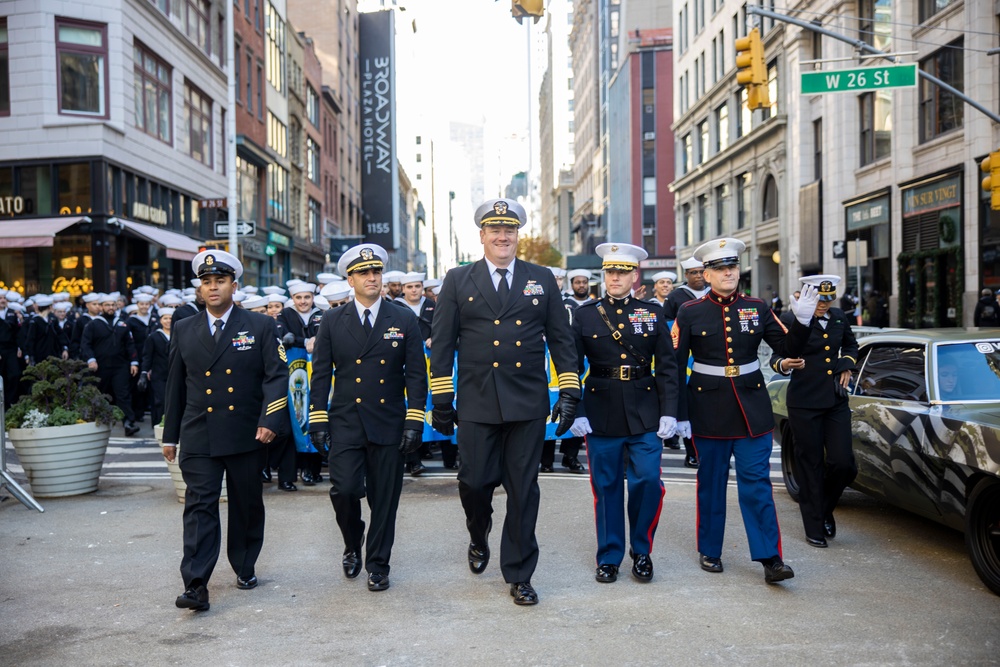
[1, 475, 997, 666]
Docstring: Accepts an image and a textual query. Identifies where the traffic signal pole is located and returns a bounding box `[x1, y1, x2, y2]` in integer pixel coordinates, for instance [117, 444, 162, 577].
[747, 5, 1000, 125]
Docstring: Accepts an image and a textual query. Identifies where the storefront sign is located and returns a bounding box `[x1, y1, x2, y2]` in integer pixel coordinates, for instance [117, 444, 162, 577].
[268, 231, 291, 248]
[52, 276, 94, 297]
[242, 238, 265, 256]
[131, 202, 168, 225]
[903, 175, 961, 217]
[846, 194, 890, 231]
[0, 195, 27, 216]
[640, 258, 677, 269]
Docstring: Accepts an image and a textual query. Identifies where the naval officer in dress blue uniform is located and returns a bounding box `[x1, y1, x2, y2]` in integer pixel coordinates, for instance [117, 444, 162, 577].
[163, 250, 289, 612]
[308, 244, 427, 592]
[569, 243, 679, 583]
[430, 198, 581, 606]
[672, 237, 819, 583]
[769, 275, 858, 548]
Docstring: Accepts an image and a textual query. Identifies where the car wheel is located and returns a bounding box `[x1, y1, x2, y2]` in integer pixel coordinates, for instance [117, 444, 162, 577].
[780, 421, 800, 503]
[965, 477, 1000, 596]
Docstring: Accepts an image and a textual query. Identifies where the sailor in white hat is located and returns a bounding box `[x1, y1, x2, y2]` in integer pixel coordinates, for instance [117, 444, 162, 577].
[564, 269, 593, 307]
[0, 289, 22, 404]
[265, 293, 287, 318]
[648, 270, 677, 307]
[673, 237, 818, 583]
[422, 278, 442, 302]
[320, 280, 353, 306]
[770, 274, 858, 550]
[567, 242, 679, 583]
[382, 270, 405, 300]
[242, 295, 268, 313]
[316, 272, 338, 289]
[548, 266, 566, 293]
[261, 285, 285, 296]
[22, 294, 62, 366]
[79, 291, 141, 435]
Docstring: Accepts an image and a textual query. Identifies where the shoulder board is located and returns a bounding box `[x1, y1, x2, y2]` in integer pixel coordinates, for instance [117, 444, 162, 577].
[742, 295, 766, 304]
[678, 295, 708, 309]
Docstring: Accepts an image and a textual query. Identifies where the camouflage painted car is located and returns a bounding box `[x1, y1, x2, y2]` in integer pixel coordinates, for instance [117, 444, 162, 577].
[768, 329, 1000, 595]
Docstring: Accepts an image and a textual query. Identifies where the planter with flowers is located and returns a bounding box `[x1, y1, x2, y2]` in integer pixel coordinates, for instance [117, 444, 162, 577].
[5, 358, 123, 497]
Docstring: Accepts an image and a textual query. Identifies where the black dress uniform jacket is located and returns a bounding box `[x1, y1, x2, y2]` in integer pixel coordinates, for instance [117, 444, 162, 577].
[127, 314, 158, 359]
[276, 306, 323, 348]
[24, 312, 67, 362]
[769, 307, 859, 410]
[662, 285, 706, 320]
[0, 308, 20, 355]
[171, 302, 201, 324]
[574, 297, 678, 436]
[163, 308, 288, 455]
[673, 291, 809, 438]
[430, 259, 580, 421]
[309, 301, 427, 445]
[80, 315, 136, 368]
[70, 313, 93, 359]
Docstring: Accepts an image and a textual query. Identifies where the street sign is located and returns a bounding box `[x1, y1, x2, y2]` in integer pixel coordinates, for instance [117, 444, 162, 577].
[213, 220, 255, 238]
[832, 240, 846, 259]
[801, 63, 917, 95]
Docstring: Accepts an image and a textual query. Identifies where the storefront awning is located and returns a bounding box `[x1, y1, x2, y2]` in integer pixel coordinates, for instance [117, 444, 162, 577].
[0, 216, 85, 248]
[120, 219, 201, 261]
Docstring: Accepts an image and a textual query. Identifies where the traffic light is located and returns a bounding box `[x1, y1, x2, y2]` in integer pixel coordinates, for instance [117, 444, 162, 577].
[511, 0, 544, 24]
[735, 27, 769, 110]
[982, 151, 1000, 211]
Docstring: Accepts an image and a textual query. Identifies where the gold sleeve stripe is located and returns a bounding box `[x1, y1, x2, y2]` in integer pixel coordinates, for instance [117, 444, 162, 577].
[277, 344, 287, 362]
[266, 405, 286, 416]
[309, 411, 328, 419]
[843, 355, 856, 363]
[268, 397, 287, 409]
[405, 410, 426, 421]
[431, 386, 453, 395]
[430, 376, 453, 385]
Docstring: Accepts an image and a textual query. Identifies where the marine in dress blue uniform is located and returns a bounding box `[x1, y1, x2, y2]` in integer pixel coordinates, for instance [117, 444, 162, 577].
[308, 245, 427, 592]
[570, 244, 679, 583]
[769, 275, 858, 547]
[672, 237, 818, 584]
[429, 198, 581, 606]
[163, 250, 288, 612]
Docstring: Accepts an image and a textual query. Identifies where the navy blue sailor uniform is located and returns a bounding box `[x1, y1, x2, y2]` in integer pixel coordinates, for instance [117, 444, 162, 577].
[770, 302, 859, 543]
[308, 298, 427, 577]
[573, 295, 678, 567]
[0, 306, 21, 408]
[163, 305, 288, 590]
[673, 290, 809, 563]
[80, 314, 138, 424]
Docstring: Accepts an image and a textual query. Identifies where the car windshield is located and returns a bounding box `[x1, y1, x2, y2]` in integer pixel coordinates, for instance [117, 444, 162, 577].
[935, 341, 1000, 401]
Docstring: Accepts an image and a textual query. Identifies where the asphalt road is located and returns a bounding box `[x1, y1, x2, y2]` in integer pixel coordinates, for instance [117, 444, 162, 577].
[2, 441, 999, 666]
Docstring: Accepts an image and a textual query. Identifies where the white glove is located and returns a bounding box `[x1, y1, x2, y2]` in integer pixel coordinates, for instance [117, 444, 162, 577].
[676, 420, 692, 439]
[657, 416, 677, 440]
[569, 417, 593, 438]
[791, 284, 820, 326]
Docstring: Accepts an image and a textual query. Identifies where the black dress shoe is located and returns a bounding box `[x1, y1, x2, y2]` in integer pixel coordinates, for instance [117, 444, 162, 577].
[562, 457, 586, 474]
[367, 572, 390, 591]
[539, 465, 554, 473]
[630, 551, 653, 582]
[278, 481, 298, 492]
[301, 470, 317, 486]
[595, 564, 619, 583]
[763, 558, 795, 584]
[699, 554, 723, 573]
[261, 468, 272, 483]
[665, 436, 681, 450]
[684, 455, 700, 468]
[444, 462, 460, 470]
[408, 462, 426, 477]
[236, 574, 258, 589]
[342, 549, 362, 579]
[468, 543, 490, 574]
[175, 585, 210, 611]
[807, 536, 828, 548]
[824, 515, 837, 539]
[509, 581, 538, 605]
[124, 422, 140, 437]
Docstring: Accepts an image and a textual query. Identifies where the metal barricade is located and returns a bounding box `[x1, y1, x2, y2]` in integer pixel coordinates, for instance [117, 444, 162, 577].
[0, 376, 44, 512]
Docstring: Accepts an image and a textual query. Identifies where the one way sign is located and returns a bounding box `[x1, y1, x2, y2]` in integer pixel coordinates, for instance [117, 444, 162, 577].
[214, 221, 256, 238]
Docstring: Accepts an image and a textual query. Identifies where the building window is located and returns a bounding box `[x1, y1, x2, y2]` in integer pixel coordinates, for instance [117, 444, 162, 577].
[682, 202, 693, 246]
[859, 0, 891, 52]
[698, 119, 709, 163]
[762, 60, 778, 120]
[714, 183, 729, 236]
[307, 137, 319, 184]
[308, 197, 321, 244]
[0, 19, 9, 116]
[256, 63, 263, 118]
[643, 177, 656, 206]
[185, 0, 211, 57]
[306, 85, 320, 127]
[254, 0, 261, 31]
[919, 0, 956, 23]
[266, 2, 285, 94]
[133, 42, 171, 143]
[715, 103, 729, 152]
[184, 81, 212, 167]
[697, 194, 707, 241]
[267, 163, 288, 222]
[150, 0, 169, 14]
[814, 118, 823, 181]
[217, 13, 225, 67]
[737, 87, 751, 138]
[737, 171, 752, 229]
[919, 39, 963, 142]
[267, 111, 287, 158]
[761, 174, 778, 220]
[860, 91, 892, 166]
[56, 19, 108, 118]
[682, 134, 692, 174]
[234, 43, 242, 104]
[237, 156, 259, 222]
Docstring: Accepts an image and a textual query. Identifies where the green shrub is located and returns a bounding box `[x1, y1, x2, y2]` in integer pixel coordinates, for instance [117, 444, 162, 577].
[5, 357, 125, 430]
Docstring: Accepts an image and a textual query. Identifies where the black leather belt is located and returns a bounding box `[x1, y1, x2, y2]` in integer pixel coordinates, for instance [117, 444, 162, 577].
[591, 365, 651, 381]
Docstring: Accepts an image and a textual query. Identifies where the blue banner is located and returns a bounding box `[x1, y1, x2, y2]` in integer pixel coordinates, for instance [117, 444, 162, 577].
[286, 346, 315, 454]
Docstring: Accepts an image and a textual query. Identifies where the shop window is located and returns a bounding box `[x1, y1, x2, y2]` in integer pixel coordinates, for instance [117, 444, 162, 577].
[56, 18, 108, 118]
[57, 163, 92, 215]
[185, 0, 211, 58]
[0, 19, 9, 116]
[859, 91, 891, 166]
[133, 42, 172, 143]
[919, 39, 963, 142]
[21, 166, 53, 216]
[762, 174, 778, 220]
[184, 81, 212, 167]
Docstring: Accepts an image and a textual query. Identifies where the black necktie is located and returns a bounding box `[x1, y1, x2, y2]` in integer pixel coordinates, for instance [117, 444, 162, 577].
[363, 309, 373, 336]
[496, 268, 510, 302]
[213, 319, 224, 342]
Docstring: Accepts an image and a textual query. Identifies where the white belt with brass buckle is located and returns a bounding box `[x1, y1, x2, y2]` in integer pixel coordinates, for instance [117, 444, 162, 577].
[691, 360, 760, 377]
